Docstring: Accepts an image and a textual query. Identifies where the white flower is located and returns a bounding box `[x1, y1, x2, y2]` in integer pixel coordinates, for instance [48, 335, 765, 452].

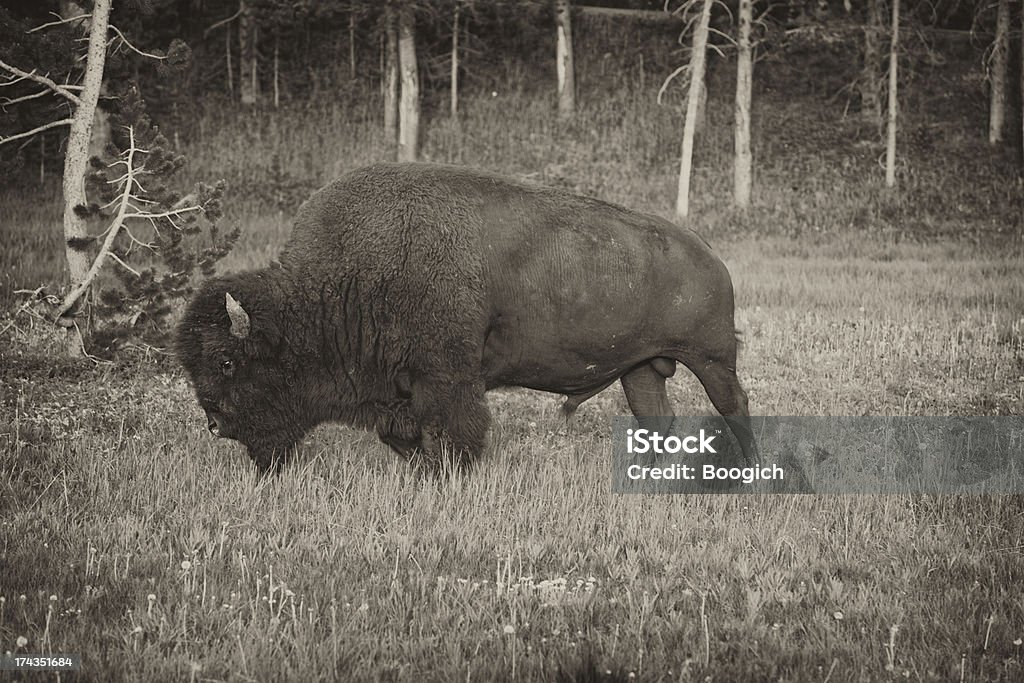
[503, 625, 515, 635]
[16, 636, 28, 648]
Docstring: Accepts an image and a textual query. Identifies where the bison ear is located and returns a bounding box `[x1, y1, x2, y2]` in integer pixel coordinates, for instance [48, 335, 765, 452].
[225, 292, 251, 339]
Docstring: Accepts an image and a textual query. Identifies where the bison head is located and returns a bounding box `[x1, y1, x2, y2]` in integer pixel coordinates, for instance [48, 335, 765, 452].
[176, 275, 306, 473]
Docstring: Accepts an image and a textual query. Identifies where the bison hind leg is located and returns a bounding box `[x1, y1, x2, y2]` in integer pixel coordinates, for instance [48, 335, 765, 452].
[680, 358, 759, 468]
[620, 361, 676, 437]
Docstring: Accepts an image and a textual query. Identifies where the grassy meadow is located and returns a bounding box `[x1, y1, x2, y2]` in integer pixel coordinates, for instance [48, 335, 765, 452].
[2, 30, 1024, 681]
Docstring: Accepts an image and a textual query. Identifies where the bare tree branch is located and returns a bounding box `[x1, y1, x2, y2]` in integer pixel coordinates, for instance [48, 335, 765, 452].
[27, 12, 92, 33]
[658, 64, 691, 104]
[108, 251, 141, 276]
[0, 118, 73, 147]
[204, 8, 243, 38]
[0, 59, 83, 105]
[123, 206, 201, 222]
[1, 88, 50, 107]
[108, 24, 167, 60]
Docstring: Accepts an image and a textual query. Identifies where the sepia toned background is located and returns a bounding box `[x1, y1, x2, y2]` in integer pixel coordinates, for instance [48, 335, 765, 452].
[2, 0, 1023, 680]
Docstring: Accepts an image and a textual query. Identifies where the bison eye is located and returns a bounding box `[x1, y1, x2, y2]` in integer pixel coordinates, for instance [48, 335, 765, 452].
[220, 358, 235, 376]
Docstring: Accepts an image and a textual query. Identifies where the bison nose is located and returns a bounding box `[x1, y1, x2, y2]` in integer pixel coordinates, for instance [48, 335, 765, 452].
[205, 410, 223, 437]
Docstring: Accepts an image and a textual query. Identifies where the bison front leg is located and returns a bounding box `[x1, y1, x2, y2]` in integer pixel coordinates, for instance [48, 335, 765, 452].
[246, 438, 297, 476]
[375, 404, 424, 460]
[410, 376, 491, 473]
[378, 432, 422, 460]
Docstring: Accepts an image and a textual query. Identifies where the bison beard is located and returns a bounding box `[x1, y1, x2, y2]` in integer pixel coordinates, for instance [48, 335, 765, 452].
[176, 162, 761, 479]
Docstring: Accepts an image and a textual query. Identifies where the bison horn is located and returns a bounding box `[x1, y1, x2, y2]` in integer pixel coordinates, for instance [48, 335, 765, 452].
[225, 292, 251, 339]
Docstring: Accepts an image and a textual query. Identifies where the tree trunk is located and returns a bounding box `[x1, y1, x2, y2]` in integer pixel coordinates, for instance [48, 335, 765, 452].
[273, 32, 280, 108]
[61, 1, 110, 163]
[555, 0, 575, 120]
[226, 19, 234, 95]
[861, 0, 882, 132]
[885, 0, 899, 188]
[397, 4, 419, 162]
[988, 0, 1009, 144]
[384, 4, 399, 143]
[349, 10, 356, 81]
[252, 23, 260, 101]
[675, 0, 712, 221]
[733, 0, 753, 208]
[451, 3, 460, 117]
[239, 0, 256, 105]
[60, 0, 111, 355]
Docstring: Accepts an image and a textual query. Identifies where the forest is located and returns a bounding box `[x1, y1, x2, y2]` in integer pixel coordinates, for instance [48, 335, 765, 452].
[1, 0, 1023, 681]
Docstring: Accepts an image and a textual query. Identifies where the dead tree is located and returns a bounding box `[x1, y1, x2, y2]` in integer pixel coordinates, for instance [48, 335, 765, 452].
[451, 2, 460, 117]
[239, 0, 257, 105]
[397, 3, 419, 162]
[555, 0, 576, 119]
[0, 2, 205, 354]
[988, 0, 1009, 144]
[668, 0, 713, 220]
[383, 3, 399, 142]
[734, 0, 753, 208]
[884, 0, 899, 188]
[861, 0, 883, 132]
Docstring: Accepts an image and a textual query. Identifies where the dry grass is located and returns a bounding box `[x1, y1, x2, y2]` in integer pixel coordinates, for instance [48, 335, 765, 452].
[2, 233, 1023, 681]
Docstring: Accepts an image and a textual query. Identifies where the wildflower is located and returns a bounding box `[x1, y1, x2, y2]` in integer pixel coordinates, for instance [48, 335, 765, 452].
[181, 560, 192, 571]
[833, 611, 844, 620]
[503, 625, 515, 635]
[16, 636, 27, 648]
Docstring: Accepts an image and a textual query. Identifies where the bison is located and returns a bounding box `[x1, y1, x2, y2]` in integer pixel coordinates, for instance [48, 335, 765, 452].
[176, 162, 758, 474]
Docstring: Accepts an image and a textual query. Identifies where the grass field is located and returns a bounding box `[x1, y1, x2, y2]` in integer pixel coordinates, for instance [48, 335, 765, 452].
[2, 37, 1024, 680]
[3, 232, 1023, 681]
